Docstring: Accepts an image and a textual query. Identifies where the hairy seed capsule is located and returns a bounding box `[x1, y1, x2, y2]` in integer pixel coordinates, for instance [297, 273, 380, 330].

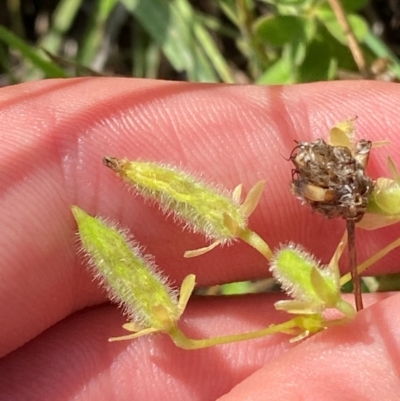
[103, 156, 247, 242]
[71, 206, 180, 330]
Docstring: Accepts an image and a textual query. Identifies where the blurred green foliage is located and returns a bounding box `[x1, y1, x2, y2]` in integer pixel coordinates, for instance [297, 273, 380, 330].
[0, 0, 400, 85]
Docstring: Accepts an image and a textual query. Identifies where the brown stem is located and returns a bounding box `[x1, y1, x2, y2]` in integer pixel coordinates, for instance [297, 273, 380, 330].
[327, 0, 370, 78]
[347, 219, 363, 310]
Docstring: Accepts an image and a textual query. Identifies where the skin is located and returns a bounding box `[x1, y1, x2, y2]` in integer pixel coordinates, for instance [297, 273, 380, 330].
[1, 78, 400, 400]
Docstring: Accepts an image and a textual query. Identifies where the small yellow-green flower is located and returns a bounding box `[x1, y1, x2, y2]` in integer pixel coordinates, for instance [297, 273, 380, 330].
[103, 156, 272, 259]
[71, 206, 195, 340]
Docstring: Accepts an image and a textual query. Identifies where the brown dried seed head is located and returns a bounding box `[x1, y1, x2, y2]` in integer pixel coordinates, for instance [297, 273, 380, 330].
[290, 139, 374, 222]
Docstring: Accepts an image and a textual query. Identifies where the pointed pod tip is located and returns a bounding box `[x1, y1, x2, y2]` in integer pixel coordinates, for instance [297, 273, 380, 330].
[103, 156, 122, 172]
[71, 205, 85, 221]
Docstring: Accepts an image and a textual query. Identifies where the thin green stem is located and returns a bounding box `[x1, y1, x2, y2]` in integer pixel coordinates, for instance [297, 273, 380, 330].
[169, 323, 290, 350]
[168, 315, 322, 350]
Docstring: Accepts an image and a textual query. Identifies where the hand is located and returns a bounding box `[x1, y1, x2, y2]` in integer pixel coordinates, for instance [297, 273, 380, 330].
[1, 78, 400, 400]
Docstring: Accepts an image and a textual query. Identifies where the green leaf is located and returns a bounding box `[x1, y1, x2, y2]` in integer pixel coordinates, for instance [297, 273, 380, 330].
[298, 38, 337, 82]
[341, 0, 370, 11]
[317, 9, 368, 45]
[253, 15, 315, 46]
[77, 0, 120, 66]
[257, 51, 294, 84]
[175, 1, 234, 83]
[290, 41, 307, 66]
[319, 0, 369, 12]
[314, 22, 358, 72]
[0, 24, 67, 78]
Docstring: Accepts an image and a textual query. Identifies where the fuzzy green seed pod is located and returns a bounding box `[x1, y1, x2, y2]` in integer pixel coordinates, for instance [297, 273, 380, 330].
[270, 243, 355, 318]
[103, 157, 246, 243]
[359, 157, 400, 230]
[271, 244, 338, 307]
[103, 157, 272, 260]
[373, 180, 400, 215]
[71, 206, 180, 331]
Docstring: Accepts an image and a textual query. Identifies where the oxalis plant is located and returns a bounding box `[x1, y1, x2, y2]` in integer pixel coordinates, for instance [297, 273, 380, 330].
[72, 119, 400, 350]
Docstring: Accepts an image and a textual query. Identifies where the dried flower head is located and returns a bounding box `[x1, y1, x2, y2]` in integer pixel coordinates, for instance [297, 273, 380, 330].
[290, 137, 374, 222]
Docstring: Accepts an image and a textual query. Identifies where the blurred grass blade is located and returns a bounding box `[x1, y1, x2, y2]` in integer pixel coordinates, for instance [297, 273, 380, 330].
[131, 23, 161, 79]
[132, 23, 161, 78]
[143, 42, 161, 78]
[121, 0, 219, 82]
[7, 0, 25, 38]
[78, 0, 120, 68]
[41, 49, 105, 76]
[298, 38, 337, 82]
[0, 24, 67, 78]
[220, 281, 253, 295]
[217, 0, 240, 27]
[256, 47, 294, 84]
[253, 15, 316, 46]
[39, 0, 84, 53]
[175, 0, 234, 83]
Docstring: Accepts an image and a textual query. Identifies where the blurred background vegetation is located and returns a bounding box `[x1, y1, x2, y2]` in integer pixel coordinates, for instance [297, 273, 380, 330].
[1, 0, 400, 86]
